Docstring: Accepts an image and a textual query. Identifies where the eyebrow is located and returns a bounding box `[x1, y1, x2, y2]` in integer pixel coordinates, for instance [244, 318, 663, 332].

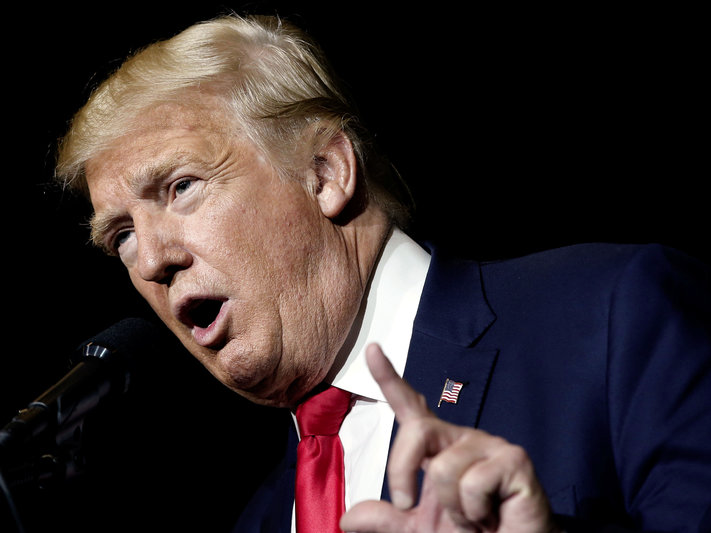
[87, 138, 239, 253]
[88, 156, 189, 252]
[89, 209, 128, 253]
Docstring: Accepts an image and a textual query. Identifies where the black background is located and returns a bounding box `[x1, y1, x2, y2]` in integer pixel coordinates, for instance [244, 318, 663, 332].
[2, 2, 707, 531]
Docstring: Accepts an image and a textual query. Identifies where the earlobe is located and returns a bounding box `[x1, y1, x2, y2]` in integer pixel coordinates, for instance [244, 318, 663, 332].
[317, 181, 350, 219]
[314, 132, 357, 219]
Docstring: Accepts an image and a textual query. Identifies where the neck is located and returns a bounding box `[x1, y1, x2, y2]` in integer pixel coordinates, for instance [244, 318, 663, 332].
[325, 214, 394, 383]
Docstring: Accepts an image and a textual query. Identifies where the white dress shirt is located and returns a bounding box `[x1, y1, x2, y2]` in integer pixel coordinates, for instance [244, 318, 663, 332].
[291, 229, 431, 530]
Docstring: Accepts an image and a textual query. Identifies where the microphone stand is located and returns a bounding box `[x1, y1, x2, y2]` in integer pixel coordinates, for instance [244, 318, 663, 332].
[1, 343, 129, 532]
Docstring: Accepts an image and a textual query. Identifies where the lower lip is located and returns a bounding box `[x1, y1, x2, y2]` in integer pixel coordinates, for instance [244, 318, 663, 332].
[191, 301, 228, 348]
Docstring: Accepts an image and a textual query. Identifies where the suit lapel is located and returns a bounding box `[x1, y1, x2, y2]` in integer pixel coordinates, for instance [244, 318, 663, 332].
[405, 332, 499, 428]
[381, 250, 499, 501]
[403, 249, 498, 428]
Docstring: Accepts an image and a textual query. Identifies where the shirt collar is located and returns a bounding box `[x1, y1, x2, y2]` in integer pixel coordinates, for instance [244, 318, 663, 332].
[329, 229, 431, 402]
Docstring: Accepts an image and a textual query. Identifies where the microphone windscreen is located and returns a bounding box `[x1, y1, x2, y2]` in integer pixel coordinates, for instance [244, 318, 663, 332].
[74, 317, 179, 412]
[77, 317, 171, 369]
[80, 317, 160, 349]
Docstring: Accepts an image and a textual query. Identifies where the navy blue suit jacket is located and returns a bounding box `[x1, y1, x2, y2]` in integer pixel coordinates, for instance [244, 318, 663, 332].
[234, 243, 711, 532]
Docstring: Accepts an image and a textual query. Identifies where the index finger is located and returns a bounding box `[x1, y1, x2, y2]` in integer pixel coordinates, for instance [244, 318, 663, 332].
[366, 343, 431, 423]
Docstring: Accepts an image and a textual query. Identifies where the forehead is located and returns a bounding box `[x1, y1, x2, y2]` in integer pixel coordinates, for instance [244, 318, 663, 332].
[85, 99, 235, 191]
[92, 97, 226, 156]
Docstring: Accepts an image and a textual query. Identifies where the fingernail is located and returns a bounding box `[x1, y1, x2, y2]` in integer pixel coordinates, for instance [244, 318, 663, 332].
[391, 490, 414, 510]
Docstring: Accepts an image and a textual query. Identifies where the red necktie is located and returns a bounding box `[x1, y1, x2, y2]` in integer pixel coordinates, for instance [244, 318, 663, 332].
[295, 386, 353, 533]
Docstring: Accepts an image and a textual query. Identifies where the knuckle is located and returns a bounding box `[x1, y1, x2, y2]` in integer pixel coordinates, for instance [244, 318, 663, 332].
[426, 453, 451, 484]
[459, 469, 484, 499]
[485, 434, 509, 449]
[410, 413, 432, 433]
[502, 443, 531, 470]
[392, 417, 430, 452]
[415, 392, 430, 412]
[403, 391, 431, 418]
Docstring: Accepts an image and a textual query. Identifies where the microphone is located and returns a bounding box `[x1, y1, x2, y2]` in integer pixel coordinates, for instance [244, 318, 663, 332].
[0, 318, 166, 467]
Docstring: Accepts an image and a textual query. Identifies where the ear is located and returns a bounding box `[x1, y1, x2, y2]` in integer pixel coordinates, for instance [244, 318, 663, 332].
[313, 132, 358, 219]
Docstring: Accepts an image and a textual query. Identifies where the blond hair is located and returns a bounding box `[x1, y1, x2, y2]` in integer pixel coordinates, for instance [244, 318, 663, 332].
[55, 14, 411, 227]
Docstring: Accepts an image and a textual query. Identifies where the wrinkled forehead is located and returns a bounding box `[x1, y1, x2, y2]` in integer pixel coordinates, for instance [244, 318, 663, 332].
[122, 95, 235, 140]
[85, 97, 236, 182]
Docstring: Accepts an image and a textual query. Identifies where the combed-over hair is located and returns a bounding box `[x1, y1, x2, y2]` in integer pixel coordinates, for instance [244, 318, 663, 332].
[55, 14, 412, 227]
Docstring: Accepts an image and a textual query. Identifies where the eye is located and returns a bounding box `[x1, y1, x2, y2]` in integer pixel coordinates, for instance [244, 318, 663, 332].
[112, 229, 135, 256]
[173, 177, 196, 196]
[168, 177, 202, 214]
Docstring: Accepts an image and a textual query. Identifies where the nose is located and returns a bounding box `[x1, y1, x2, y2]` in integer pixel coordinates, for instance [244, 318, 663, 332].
[135, 221, 193, 285]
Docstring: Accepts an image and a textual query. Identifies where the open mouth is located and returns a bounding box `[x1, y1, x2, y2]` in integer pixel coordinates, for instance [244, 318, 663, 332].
[183, 298, 225, 329]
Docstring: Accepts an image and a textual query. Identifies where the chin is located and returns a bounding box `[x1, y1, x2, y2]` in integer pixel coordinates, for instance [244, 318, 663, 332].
[227, 366, 321, 409]
[202, 343, 285, 403]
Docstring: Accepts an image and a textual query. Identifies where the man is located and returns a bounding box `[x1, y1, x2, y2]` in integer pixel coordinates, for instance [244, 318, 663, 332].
[55, 14, 710, 532]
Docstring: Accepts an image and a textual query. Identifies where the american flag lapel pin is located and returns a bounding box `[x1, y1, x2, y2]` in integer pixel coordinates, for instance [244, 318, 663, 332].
[438, 378, 464, 407]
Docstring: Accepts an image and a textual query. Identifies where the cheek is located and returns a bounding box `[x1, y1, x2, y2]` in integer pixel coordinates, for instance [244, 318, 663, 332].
[203, 195, 320, 281]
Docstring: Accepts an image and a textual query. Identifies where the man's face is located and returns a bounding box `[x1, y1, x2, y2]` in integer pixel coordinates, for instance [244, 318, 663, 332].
[86, 101, 361, 406]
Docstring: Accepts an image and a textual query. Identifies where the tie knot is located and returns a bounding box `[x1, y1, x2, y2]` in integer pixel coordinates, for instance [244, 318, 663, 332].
[296, 386, 352, 437]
